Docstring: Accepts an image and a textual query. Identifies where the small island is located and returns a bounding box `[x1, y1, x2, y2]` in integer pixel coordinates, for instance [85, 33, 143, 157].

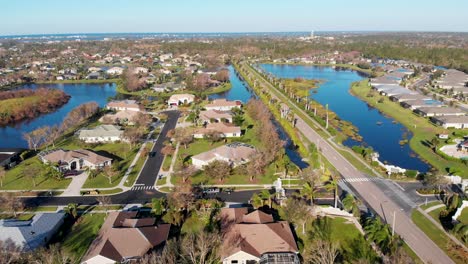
[282, 77, 320, 98]
[0, 88, 70, 126]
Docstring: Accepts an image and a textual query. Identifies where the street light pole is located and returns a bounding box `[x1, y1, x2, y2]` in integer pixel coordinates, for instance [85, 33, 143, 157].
[392, 210, 396, 237]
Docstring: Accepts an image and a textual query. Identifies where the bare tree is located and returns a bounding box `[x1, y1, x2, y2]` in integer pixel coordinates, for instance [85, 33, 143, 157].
[181, 230, 221, 264]
[173, 127, 193, 149]
[22, 163, 41, 187]
[22, 126, 48, 151]
[0, 166, 6, 187]
[302, 239, 339, 264]
[102, 166, 118, 184]
[0, 193, 24, 217]
[123, 127, 144, 148]
[161, 145, 176, 156]
[173, 164, 198, 183]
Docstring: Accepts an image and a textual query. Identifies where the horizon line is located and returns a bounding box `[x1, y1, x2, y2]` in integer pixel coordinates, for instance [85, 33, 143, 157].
[1, 30, 468, 38]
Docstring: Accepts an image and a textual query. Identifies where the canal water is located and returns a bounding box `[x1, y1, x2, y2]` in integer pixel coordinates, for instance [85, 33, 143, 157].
[0, 83, 117, 148]
[210, 66, 308, 169]
[259, 64, 429, 172]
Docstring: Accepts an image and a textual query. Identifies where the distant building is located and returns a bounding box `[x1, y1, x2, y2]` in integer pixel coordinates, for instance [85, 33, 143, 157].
[0, 213, 65, 251]
[199, 110, 233, 124]
[81, 211, 170, 264]
[106, 67, 124, 75]
[220, 208, 299, 264]
[414, 107, 466, 117]
[99, 110, 141, 125]
[431, 116, 468, 129]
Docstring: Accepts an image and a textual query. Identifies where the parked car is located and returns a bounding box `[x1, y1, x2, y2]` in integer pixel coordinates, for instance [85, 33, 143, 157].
[224, 188, 234, 194]
[203, 188, 220, 195]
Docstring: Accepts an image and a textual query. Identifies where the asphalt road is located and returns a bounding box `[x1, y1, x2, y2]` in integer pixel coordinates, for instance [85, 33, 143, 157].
[246, 64, 454, 264]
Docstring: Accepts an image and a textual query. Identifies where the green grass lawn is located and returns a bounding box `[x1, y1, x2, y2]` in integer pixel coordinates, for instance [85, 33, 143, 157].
[283, 78, 319, 97]
[0, 213, 35, 221]
[56, 213, 106, 262]
[162, 154, 173, 171]
[411, 210, 466, 263]
[156, 177, 167, 186]
[351, 80, 467, 176]
[0, 157, 72, 190]
[27, 206, 58, 212]
[456, 208, 468, 224]
[428, 206, 445, 222]
[328, 217, 362, 244]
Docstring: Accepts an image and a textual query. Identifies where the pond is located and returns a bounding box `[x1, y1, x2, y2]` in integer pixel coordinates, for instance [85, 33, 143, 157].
[0, 83, 117, 148]
[259, 64, 429, 172]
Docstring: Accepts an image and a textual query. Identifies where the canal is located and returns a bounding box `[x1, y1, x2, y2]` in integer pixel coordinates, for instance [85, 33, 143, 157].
[258, 64, 429, 172]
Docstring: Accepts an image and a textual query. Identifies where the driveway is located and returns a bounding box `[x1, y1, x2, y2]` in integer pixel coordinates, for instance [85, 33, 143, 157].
[60, 172, 88, 197]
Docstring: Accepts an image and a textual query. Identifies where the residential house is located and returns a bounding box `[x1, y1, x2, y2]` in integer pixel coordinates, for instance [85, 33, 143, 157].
[152, 82, 185, 93]
[369, 75, 401, 87]
[199, 110, 233, 124]
[431, 116, 468, 129]
[400, 99, 443, 110]
[205, 99, 242, 111]
[81, 211, 170, 264]
[86, 72, 101, 80]
[191, 142, 256, 169]
[0, 213, 65, 251]
[78, 125, 124, 143]
[192, 123, 241, 139]
[106, 100, 142, 112]
[99, 110, 141, 125]
[414, 107, 466, 117]
[168, 93, 195, 106]
[106, 67, 124, 76]
[39, 149, 112, 171]
[133, 67, 148, 74]
[389, 93, 431, 102]
[373, 85, 415, 96]
[220, 208, 299, 264]
[435, 69, 468, 90]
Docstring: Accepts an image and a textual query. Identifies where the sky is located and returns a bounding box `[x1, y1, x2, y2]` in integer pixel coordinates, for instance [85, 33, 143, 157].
[1, 0, 467, 35]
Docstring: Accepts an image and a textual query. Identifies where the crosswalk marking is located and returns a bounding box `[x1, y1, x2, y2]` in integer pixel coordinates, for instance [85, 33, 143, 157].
[339, 177, 378, 183]
[131, 185, 155, 191]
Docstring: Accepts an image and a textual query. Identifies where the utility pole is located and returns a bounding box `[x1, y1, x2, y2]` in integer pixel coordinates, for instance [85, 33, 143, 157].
[392, 210, 396, 237]
[325, 104, 329, 129]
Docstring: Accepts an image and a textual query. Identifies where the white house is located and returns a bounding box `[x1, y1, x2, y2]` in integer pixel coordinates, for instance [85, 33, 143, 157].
[205, 99, 242, 111]
[431, 116, 468, 129]
[78, 125, 124, 143]
[192, 123, 241, 139]
[132, 67, 148, 74]
[106, 67, 124, 75]
[191, 142, 255, 169]
[106, 100, 142, 112]
[168, 94, 195, 106]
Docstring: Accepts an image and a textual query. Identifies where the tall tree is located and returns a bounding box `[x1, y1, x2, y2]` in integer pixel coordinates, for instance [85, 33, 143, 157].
[96, 196, 112, 215]
[66, 203, 78, 219]
[203, 160, 231, 182]
[181, 230, 221, 264]
[102, 166, 118, 184]
[173, 127, 193, 149]
[1, 193, 24, 217]
[302, 239, 339, 264]
[0, 166, 6, 187]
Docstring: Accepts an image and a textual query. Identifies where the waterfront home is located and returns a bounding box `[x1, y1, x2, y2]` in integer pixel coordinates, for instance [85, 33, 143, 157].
[374, 85, 416, 97]
[106, 100, 142, 112]
[370, 75, 401, 86]
[400, 99, 443, 110]
[78, 125, 124, 143]
[191, 142, 256, 169]
[39, 149, 112, 171]
[220, 208, 299, 264]
[152, 82, 185, 93]
[192, 123, 241, 139]
[0, 213, 65, 251]
[87, 66, 103, 73]
[106, 67, 124, 75]
[167, 93, 195, 106]
[81, 211, 170, 264]
[390, 93, 431, 102]
[132, 67, 148, 74]
[199, 110, 233, 124]
[205, 99, 242, 111]
[431, 116, 468, 129]
[86, 72, 102, 80]
[99, 110, 140, 125]
[435, 69, 468, 90]
[414, 106, 466, 117]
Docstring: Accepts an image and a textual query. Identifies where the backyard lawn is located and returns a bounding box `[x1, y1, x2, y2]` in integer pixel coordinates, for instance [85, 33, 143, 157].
[457, 208, 468, 224]
[54, 213, 106, 262]
[0, 157, 71, 190]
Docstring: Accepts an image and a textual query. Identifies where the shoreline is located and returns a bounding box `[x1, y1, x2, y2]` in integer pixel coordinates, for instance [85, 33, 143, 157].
[262, 62, 373, 75]
[349, 79, 467, 176]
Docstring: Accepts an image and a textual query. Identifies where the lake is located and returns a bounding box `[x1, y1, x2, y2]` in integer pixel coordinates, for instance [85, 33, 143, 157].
[259, 64, 429, 172]
[0, 83, 117, 148]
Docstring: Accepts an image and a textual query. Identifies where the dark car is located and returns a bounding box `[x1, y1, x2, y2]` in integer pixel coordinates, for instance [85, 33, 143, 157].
[149, 152, 156, 157]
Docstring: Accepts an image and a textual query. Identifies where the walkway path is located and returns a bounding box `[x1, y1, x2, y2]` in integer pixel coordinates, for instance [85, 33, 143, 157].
[424, 203, 446, 213]
[158, 142, 180, 188]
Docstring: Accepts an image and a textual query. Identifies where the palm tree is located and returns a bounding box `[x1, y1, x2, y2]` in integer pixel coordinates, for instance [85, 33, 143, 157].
[430, 136, 440, 151]
[342, 193, 361, 217]
[66, 203, 78, 219]
[325, 173, 340, 208]
[364, 217, 393, 253]
[259, 189, 275, 208]
[301, 181, 319, 206]
[250, 193, 263, 209]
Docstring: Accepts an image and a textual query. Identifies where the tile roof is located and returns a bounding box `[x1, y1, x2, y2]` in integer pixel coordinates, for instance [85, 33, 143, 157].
[40, 149, 112, 166]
